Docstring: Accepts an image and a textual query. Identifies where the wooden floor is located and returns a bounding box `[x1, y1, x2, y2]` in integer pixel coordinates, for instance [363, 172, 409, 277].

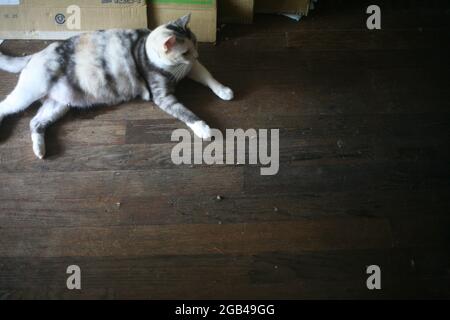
[0, 0, 449, 299]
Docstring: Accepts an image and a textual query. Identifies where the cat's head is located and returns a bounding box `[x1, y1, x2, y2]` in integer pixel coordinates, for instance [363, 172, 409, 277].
[149, 14, 199, 66]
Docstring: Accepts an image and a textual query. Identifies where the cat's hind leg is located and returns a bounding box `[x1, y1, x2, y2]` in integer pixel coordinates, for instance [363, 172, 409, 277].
[0, 63, 50, 124]
[30, 99, 69, 159]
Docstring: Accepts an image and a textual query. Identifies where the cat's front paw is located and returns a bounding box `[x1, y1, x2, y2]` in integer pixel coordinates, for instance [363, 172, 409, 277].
[214, 86, 234, 101]
[188, 121, 212, 139]
[31, 133, 46, 159]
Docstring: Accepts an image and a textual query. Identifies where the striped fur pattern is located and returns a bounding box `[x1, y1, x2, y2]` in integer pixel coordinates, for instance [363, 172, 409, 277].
[0, 14, 233, 159]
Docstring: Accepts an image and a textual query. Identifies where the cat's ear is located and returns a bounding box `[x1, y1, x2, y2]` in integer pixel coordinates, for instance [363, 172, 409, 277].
[177, 13, 191, 28]
[163, 35, 177, 52]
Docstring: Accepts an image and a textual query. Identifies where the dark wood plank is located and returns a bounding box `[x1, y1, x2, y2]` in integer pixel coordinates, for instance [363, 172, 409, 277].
[287, 29, 450, 50]
[0, 188, 448, 228]
[390, 215, 450, 248]
[0, 117, 126, 149]
[0, 167, 243, 201]
[125, 113, 450, 146]
[244, 160, 450, 195]
[1, 248, 448, 299]
[1, 133, 448, 173]
[0, 218, 392, 257]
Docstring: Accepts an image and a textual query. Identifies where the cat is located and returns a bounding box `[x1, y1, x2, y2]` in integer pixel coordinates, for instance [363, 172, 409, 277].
[0, 14, 233, 159]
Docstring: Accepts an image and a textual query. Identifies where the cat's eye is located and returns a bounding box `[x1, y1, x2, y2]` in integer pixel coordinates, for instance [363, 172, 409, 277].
[183, 50, 189, 56]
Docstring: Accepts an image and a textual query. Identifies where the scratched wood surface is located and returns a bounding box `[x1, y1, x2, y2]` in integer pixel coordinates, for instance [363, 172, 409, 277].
[0, 0, 449, 299]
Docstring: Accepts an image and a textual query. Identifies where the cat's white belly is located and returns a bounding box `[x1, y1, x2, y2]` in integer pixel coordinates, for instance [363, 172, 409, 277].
[49, 77, 147, 107]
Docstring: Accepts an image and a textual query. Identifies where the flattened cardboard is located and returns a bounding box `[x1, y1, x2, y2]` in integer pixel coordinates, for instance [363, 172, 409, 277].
[219, 0, 254, 24]
[148, 0, 217, 43]
[0, 0, 147, 40]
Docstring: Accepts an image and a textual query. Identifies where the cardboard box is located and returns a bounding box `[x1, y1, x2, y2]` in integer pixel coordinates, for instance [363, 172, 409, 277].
[219, 0, 254, 24]
[148, 0, 217, 43]
[255, 0, 310, 16]
[0, 0, 147, 40]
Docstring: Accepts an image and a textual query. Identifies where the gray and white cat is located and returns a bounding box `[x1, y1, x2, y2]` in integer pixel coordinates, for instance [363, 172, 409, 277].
[0, 14, 233, 159]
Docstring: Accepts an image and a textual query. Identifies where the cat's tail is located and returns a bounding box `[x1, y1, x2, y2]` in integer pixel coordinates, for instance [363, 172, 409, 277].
[0, 52, 32, 73]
